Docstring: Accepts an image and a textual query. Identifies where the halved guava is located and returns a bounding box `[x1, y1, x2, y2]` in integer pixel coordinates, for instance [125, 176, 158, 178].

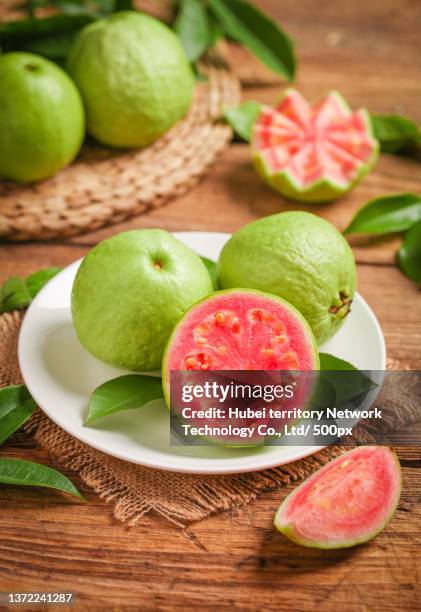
[252, 89, 379, 203]
[275, 446, 401, 549]
[162, 289, 319, 445]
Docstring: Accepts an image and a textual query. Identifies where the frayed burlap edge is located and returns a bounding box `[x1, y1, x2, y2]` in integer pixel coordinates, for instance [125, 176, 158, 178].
[0, 312, 411, 526]
[23, 410, 344, 526]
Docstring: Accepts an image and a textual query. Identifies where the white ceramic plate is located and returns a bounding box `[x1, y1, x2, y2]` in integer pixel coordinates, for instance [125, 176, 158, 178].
[18, 232, 386, 474]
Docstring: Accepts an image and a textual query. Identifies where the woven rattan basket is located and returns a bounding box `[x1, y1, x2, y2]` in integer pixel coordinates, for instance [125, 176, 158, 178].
[0, 7, 241, 241]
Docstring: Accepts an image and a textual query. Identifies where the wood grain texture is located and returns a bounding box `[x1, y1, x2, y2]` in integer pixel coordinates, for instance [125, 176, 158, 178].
[0, 0, 420, 609]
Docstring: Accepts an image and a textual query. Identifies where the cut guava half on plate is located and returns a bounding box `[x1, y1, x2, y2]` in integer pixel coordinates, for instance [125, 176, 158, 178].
[162, 288, 319, 446]
[163, 288, 319, 379]
[252, 89, 379, 203]
[274, 446, 401, 549]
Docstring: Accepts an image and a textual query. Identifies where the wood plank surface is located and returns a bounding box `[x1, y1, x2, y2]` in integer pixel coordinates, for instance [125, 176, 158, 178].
[0, 0, 420, 609]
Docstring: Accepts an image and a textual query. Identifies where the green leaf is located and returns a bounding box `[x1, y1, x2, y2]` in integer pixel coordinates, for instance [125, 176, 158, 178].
[0, 277, 31, 313]
[344, 193, 421, 236]
[0, 458, 83, 498]
[371, 114, 421, 155]
[0, 267, 61, 313]
[0, 385, 37, 445]
[17, 0, 114, 18]
[10, 30, 76, 61]
[398, 220, 421, 284]
[0, 404, 36, 446]
[0, 385, 36, 422]
[208, 0, 295, 81]
[319, 353, 358, 372]
[114, 0, 133, 9]
[86, 375, 164, 424]
[223, 100, 262, 142]
[208, 14, 224, 46]
[26, 267, 62, 298]
[0, 13, 95, 57]
[200, 256, 218, 289]
[0, 14, 94, 42]
[55, 0, 103, 16]
[174, 0, 212, 63]
[318, 353, 377, 408]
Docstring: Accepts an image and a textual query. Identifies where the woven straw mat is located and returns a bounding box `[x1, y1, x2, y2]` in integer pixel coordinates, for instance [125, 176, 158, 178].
[0, 52, 241, 242]
[1, 311, 415, 526]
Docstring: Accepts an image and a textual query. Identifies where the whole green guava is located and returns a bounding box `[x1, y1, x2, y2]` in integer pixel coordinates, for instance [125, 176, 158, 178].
[67, 11, 195, 148]
[72, 230, 214, 371]
[217, 212, 356, 344]
[0, 52, 85, 183]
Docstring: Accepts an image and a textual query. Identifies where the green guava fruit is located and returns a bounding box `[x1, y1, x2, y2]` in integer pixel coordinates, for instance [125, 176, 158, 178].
[67, 11, 195, 148]
[274, 446, 401, 549]
[217, 211, 356, 345]
[162, 288, 319, 445]
[72, 230, 213, 371]
[0, 52, 85, 183]
[252, 89, 379, 203]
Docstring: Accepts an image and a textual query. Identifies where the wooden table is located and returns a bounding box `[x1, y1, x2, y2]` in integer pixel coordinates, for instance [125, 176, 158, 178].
[1, 1, 420, 609]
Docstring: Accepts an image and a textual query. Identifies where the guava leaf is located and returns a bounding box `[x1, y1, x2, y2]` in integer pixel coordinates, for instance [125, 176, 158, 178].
[86, 375, 164, 425]
[317, 353, 377, 408]
[55, 0, 112, 16]
[0, 267, 61, 313]
[9, 30, 77, 61]
[200, 256, 218, 289]
[371, 114, 421, 155]
[0, 11, 96, 57]
[0, 385, 37, 445]
[344, 193, 421, 235]
[26, 267, 62, 298]
[18, 0, 114, 18]
[208, 0, 295, 81]
[319, 353, 358, 371]
[113, 0, 132, 9]
[0, 458, 83, 498]
[174, 0, 212, 63]
[223, 101, 262, 142]
[208, 14, 224, 46]
[0, 277, 32, 313]
[0, 14, 93, 42]
[398, 220, 421, 284]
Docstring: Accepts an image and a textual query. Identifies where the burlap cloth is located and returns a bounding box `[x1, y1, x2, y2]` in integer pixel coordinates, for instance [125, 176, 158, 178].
[0, 311, 414, 526]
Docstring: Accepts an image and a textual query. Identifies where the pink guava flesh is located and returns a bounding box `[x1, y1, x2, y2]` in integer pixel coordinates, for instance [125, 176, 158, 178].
[252, 89, 378, 195]
[275, 446, 401, 549]
[163, 289, 319, 446]
[164, 289, 318, 374]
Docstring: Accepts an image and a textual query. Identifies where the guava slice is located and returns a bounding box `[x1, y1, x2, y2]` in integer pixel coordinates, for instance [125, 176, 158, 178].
[163, 289, 319, 446]
[252, 89, 379, 203]
[275, 446, 401, 549]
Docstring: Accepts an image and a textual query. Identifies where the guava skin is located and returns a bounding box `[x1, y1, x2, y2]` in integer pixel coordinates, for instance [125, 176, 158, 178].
[0, 52, 85, 183]
[72, 230, 214, 371]
[67, 11, 195, 148]
[217, 212, 356, 345]
[274, 447, 402, 549]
